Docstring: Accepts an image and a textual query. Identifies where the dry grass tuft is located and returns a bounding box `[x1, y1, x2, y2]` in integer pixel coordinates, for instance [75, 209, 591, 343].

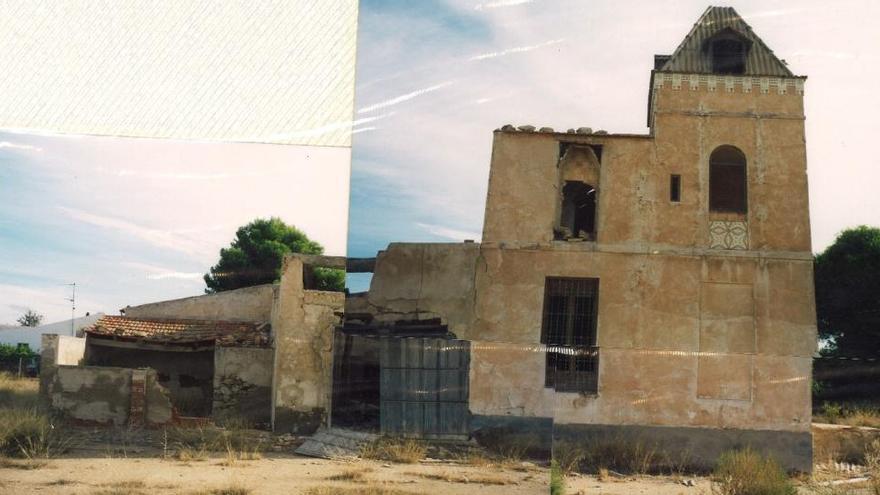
[165, 421, 265, 463]
[817, 403, 880, 428]
[866, 439, 880, 495]
[0, 373, 75, 460]
[327, 467, 373, 482]
[47, 478, 76, 486]
[553, 437, 666, 475]
[711, 448, 796, 495]
[0, 455, 49, 469]
[303, 487, 421, 495]
[361, 437, 426, 464]
[186, 486, 252, 495]
[404, 470, 508, 485]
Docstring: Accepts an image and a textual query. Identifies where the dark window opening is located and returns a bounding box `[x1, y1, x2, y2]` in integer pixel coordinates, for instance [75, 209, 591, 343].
[709, 145, 747, 213]
[711, 38, 747, 74]
[541, 277, 599, 394]
[558, 181, 596, 240]
[670, 174, 681, 202]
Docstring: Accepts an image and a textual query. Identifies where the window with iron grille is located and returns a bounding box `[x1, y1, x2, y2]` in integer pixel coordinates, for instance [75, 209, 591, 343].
[541, 277, 599, 393]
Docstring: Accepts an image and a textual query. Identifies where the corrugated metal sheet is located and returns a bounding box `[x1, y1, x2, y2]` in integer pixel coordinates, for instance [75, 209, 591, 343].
[659, 6, 795, 77]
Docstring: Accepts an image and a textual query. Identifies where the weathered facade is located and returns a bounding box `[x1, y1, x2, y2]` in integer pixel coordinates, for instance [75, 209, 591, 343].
[344, 6, 816, 470]
[39, 254, 344, 433]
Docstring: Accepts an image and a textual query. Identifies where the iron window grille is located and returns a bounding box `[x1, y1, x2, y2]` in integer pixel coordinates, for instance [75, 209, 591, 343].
[540, 277, 599, 393]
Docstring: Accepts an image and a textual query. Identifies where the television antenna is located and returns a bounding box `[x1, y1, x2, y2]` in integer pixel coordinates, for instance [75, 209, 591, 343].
[66, 283, 76, 336]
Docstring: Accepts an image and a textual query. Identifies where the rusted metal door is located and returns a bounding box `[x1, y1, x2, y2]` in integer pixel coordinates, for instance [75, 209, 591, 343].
[379, 337, 470, 439]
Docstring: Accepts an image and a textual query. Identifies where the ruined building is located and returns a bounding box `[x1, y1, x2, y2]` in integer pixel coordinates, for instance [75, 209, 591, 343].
[342, 6, 816, 470]
[38, 5, 816, 471]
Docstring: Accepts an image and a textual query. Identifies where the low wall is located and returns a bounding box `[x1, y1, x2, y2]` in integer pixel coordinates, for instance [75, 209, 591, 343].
[44, 365, 173, 426]
[39, 334, 173, 426]
[213, 346, 273, 425]
[124, 283, 274, 322]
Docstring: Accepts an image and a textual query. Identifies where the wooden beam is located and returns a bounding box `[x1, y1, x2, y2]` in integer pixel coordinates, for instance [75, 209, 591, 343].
[346, 258, 376, 273]
[87, 336, 213, 353]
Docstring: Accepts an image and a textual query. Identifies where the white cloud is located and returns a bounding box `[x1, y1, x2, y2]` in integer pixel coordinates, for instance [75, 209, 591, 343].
[358, 81, 456, 114]
[416, 222, 481, 241]
[57, 206, 213, 259]
[468, 38, 563, 61]
[121, 262, 202, 281]
[474, 0, 534, 11]
[0, 141, 41, 152]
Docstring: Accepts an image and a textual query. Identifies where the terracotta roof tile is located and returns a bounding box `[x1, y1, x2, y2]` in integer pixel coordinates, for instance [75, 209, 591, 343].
[85, 315, 270, 347]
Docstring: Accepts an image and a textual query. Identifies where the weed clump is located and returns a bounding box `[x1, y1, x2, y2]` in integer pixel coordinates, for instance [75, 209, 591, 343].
[712, 448, 796, 495]
[360, 437, 427, 464]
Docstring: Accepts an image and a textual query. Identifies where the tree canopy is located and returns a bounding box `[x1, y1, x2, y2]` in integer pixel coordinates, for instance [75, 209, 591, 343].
[16, 309, 43, 327]
[204, 217, 344, 293]
[815, 226, 880, 358]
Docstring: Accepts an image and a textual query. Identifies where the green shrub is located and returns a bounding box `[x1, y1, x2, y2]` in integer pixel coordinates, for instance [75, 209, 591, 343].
[550, 460, 564, 495]
[820, 402, 843, 424]
[713, 449, 796, 495]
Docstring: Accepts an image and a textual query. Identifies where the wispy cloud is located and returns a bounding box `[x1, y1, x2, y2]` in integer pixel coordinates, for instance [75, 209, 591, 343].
[416, 222, 480, 241]
[266, 113, 395, 140]
[358, 81, 456, 114]
[352, 126, 378, 134]
[469, 38, 564, 61]
[0, 141, 41, 152]
[474, 0, 534, 11]
[58, 206, 208, 258]
[121, 261, 203, 281]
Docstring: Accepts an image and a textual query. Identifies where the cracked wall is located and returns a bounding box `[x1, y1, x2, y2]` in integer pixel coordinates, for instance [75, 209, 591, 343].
[357, 78, 815, 443]
[271, 256, 344, 433]
[40, 335, 173, 426]
[213, 346, 273, 425]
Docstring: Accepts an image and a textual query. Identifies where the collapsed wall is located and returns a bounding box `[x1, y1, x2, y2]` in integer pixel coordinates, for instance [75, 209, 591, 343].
[40, 335, 173, 426]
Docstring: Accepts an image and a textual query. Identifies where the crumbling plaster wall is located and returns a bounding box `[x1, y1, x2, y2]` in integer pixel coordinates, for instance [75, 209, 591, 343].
[358, 243, 816, 434]
[482, 82, 809, 253]
[471, 246, 816, 434]
[40, 335, 173, 426]
[271, 256, 344, 433]
[214, 346, 273, 425]
[363, 243, 480, 337]
[124, 283, 274, 322]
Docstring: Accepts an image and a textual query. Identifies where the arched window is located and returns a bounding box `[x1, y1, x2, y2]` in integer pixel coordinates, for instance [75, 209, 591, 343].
[560, 181, 596, 239]
[704, 29, 750, 75]
[711, 39, 746, 74]
[709, 145, 747, 213]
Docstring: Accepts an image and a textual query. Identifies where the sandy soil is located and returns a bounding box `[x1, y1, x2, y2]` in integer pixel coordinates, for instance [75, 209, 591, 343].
[1, 453, 547, 495]
[4, 453, 871, 494]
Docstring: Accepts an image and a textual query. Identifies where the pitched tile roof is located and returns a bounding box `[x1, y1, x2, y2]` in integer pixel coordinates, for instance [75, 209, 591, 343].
[658, 6, 795, 77]
[85, 315, 270, 347]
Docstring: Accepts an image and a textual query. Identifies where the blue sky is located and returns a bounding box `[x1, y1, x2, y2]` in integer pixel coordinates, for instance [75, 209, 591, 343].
[0, 134, 349, 324]
[347, 0, 880, 290]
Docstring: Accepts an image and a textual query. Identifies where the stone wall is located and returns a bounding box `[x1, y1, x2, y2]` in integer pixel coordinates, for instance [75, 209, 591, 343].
[213, 346, 273, 425]
[271, 256, 344, 433]
[124, 283, 274, 322]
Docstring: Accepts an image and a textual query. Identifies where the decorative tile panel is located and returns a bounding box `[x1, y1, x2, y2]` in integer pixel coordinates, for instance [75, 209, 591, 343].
[652, 73, 805, 96]
[709, 221, 749, 250]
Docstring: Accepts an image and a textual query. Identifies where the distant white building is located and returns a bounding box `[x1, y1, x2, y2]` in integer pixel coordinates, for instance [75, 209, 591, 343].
[0, 313, 103, 351]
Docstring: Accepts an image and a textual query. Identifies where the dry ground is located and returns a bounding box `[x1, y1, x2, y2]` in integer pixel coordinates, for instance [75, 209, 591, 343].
[0, 453, 547, 494]
[3, 375, 880, 495]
